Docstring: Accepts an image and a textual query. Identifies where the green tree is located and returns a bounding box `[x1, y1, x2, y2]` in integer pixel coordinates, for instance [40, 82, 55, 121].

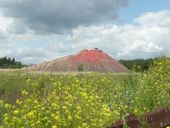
[0, 57, 24, 69]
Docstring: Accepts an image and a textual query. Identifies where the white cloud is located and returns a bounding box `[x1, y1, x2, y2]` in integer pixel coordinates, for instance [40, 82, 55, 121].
[0, 13, 13, 32]
[0, 10, 170, 64]
[133, 10, 170, 27]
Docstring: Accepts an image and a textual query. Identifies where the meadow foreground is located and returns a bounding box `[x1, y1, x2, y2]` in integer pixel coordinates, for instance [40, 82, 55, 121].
[0, 57, 169, 128]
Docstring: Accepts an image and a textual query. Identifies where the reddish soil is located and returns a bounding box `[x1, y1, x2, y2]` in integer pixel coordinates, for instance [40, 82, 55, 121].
[24, 49, 129, 73]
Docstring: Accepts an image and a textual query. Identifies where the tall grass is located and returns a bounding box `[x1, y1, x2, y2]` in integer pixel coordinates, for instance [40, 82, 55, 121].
[0, 57, 169, 128]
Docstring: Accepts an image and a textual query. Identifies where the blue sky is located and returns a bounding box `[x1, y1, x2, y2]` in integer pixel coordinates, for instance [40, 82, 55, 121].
[120, 0, 170, 22]
[0, 0, 170, 64]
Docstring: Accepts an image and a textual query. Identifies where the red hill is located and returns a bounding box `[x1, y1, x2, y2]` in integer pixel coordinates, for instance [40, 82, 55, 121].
[24, 49, 129, 73]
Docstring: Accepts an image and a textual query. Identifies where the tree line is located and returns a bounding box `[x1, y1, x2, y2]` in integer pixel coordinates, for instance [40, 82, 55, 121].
[0, 57, 24, 69]
[119, 58, 154, 72]
[119, 57, 169, 72]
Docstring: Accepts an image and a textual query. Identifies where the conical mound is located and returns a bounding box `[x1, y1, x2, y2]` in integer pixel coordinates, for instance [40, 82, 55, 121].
[24, 49, 129, 73]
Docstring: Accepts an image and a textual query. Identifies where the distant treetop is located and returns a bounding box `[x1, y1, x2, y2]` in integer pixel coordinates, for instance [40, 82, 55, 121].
[0, 57, 24, 69]
[119, 57, 170, 72]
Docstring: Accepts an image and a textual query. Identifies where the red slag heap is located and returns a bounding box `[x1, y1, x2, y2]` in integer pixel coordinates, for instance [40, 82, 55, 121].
[25, 48, 129, 73]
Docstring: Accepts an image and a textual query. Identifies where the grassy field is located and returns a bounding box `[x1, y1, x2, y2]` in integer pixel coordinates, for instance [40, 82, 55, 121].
[0, 70, 42, 103]
[0, 70, 137, 104]
[0, 57, 169, 128]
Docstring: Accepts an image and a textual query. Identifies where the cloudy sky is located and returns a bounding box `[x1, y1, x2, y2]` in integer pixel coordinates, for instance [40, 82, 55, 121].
[0, 0, 170, 64]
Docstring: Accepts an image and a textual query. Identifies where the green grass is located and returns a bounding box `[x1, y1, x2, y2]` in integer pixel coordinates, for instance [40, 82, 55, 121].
[0, 71, 135, 100]
[0, 71, 138, 104]
[0, 71, 41, 104]
[0, 57, 169, 127]
[0, 71, 140, 127]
